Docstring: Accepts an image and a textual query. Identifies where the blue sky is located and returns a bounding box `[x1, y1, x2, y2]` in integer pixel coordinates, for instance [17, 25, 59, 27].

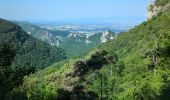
[0, 0, 149, 22]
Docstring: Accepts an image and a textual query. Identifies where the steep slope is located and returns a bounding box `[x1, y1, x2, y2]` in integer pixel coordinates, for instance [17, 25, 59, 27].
[0, 18, 67, 99]
[0, 18, 67, 70]
[16, 22, 116, 57]
[10, 0, 170, 99]
[61, 30, 115, 56]
[15, 21, 69, 46]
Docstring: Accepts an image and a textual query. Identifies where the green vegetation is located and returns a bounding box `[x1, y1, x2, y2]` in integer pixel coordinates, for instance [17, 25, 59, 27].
[17, 22, 115, 57]
[8, 0, 170, 99]
[1, 0, 170, 99]
[155, 0, 170, 6]
[0, 19, 67, 99]
[0, 19, 67, 70]
[12, 37, 67, 70]
[60, 33, 102, 57]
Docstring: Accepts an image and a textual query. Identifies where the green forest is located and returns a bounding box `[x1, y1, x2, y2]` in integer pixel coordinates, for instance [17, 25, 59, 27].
[0, 19, 67, 99]
[0, 0, 170, 100]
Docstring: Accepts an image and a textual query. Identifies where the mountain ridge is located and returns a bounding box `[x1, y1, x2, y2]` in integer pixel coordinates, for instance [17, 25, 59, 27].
[16, 21, 116, 56]
[12, 0, 170, 99]
[1, 0, 170, 99]
[0, 18, 67, 69]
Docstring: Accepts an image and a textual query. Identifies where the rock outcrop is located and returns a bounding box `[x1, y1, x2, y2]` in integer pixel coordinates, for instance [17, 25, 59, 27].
[147, 0, 170, 20]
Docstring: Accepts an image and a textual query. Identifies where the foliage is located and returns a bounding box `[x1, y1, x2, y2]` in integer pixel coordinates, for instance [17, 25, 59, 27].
[12, 37, 67, 70]
[155, 0, 170, 6]
[0, 18, 67, 99]
[16, 21, 116, 57]
[1, 0, 170, 99]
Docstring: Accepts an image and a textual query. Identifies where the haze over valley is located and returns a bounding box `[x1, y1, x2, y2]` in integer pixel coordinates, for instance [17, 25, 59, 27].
[15, 19, 138, 56]
[1, 0, 170, 100]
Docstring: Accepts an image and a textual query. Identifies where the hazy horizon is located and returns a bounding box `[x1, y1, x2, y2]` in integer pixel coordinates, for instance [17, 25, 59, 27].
[0, 0, 149, 24]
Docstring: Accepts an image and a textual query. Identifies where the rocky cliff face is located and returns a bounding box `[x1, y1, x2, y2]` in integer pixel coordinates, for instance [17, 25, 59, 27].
[147, 1, 161, 20]
[147, 0, 170, 20]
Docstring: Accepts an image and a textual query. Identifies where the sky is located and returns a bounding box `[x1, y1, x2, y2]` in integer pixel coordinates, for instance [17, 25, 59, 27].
[0, 0, 149, 23]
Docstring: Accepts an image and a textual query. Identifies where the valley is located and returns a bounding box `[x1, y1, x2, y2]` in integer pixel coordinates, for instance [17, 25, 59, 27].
[0, 0, 170, 100]
[16, 22, 131, 57]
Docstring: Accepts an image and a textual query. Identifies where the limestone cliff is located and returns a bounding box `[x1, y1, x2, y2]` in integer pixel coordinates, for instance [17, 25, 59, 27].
[147, 0, 170, 20]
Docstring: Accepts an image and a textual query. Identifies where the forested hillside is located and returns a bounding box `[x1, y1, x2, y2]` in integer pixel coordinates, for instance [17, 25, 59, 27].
[1, 0, 170, 99]
[16, 22, 116, 57]
[0, 18, 67, 70]
[0, 18, 67, 99]
[10, 0, 170, 99]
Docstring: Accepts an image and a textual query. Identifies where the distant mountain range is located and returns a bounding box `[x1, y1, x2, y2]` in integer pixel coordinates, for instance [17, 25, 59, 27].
[1, 0, 170, 99]
[16, 22, 117, 56]
[13, 0, 170, 99]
